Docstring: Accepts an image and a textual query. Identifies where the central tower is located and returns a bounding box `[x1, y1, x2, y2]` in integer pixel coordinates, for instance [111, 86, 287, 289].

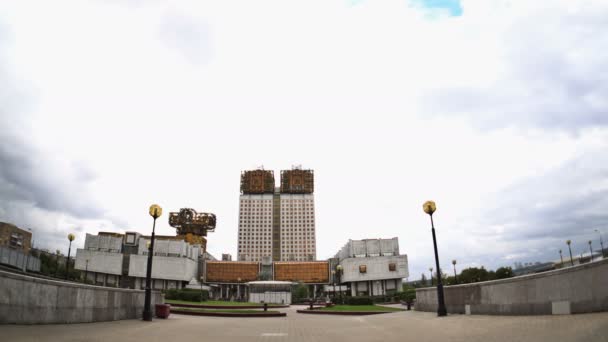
[238, 166, 316, 262]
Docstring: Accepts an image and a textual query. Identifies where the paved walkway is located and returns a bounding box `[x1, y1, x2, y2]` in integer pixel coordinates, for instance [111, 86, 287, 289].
[1, 305, 607, 342]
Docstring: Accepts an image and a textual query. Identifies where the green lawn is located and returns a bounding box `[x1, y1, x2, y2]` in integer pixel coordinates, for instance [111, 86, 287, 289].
[165, 299, 281, 306]
[319, 305, 404, 312]
[172, 307, 279, 314]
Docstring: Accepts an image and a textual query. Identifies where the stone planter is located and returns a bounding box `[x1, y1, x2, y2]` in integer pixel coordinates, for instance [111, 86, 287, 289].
[155, 304, 171, 319]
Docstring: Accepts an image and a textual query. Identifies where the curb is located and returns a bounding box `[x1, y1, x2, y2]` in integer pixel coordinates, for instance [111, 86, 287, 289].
[172, 309, 287, 317]
[169, 303, 290, 309]
[296, 310, 399, 315]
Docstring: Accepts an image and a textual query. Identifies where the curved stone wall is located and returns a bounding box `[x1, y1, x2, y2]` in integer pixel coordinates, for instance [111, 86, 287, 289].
[0, 270, 162, 324]
[415, 258, 608, 315]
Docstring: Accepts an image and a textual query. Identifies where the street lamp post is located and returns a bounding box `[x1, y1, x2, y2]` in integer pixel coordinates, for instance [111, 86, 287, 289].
[200, 276, 205, 302]
[429, 267, 433, 286]
[559, 250, 563, 266]
[336, 265, 343, 304]
[143, 204, 162, 321]
[331, 270, 336, 299]
[566, 240, 574, 266]
[65, 233, 75, 280]
[595, 229, 605, 258]
[55, 249, 60, 278]
[423, 201, 447, 317]
[84, 259, 89, 283]
[588, 241, 593, 262]
[452, 260, 457, 284]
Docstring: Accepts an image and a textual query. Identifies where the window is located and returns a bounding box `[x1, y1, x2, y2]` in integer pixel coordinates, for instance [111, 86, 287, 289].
[359, 265, 367, 273]
[389, 263, 397, 271]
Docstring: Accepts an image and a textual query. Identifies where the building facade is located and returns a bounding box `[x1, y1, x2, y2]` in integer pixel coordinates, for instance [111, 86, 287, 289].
[0, 222, 32, 253]
[74, 232, 202, 289]
[332, 238, 408, 297]
[203, 259, 329, 301]
[238, 167, 316, 262]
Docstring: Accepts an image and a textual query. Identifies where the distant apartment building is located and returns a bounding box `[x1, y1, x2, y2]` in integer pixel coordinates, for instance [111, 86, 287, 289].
[238, 166, 316, 262]
[222, 253, 232, 261]
[0, 222, 32, 253]
[74, 232, 203, 289]
[0, 222, 40, 272]
[331, 238, 408, 297]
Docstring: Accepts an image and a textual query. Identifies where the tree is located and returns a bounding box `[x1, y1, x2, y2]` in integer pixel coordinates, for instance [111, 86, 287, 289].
[459, 267, 491, 284]
[495, 266, 514, 279]
[292, 282, 309, 302]
[420, 273, 428, 287]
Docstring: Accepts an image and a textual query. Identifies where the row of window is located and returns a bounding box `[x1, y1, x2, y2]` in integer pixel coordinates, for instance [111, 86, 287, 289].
[240, 199, 313, 202]
[356, 263, 397, 273]
[239, 227, 314, 231]
[240, 204, 314, 208]
[239, 220, 314, 223]
[238, 232, 314, 236]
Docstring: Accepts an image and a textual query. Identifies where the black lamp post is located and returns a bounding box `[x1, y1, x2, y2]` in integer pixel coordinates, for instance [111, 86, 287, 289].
[55, 249, 60, 278]
[588, 241, 593, 262]
[595, 229, 605, 258]
[143, 204, 162, 321]
[200, 276, 205, 302]
[429, 267, 433, 286]
[336, 265, 343, 304]
[84, 259, 89, 283]
[423, 200, 447, 317]
[331, 270, 336, 299]
[559, 250, 563, 266]
[452, 260, 457, 284]
[566, 240, 574, 266]
[65, 233, 75, 280]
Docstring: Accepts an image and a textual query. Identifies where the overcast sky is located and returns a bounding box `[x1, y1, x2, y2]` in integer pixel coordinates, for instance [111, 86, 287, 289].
[0, 0, 606, 279]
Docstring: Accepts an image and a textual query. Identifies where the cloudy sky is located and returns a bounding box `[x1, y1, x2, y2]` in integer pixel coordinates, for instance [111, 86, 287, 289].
[1, 0, 606, 279]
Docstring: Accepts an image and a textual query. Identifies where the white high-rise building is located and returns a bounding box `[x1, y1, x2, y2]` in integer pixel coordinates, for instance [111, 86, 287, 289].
[238, 193, 274, 262]
[279, 192, 315, 261]
[237, 167, 316, 262]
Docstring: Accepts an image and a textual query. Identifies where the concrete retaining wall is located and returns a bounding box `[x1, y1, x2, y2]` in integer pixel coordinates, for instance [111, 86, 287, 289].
[416, 258, 608, 315]
[0, 270, 162, 324]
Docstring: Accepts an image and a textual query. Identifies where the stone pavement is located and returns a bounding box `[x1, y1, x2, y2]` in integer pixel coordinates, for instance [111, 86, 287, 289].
[1, 305, 607, 342]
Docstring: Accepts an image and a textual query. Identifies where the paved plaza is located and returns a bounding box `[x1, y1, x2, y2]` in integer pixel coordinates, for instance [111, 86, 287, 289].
[1, 305, 607, 342]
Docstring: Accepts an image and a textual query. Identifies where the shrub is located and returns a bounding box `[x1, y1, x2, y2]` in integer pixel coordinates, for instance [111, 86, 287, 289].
[396, 289, 416, 303]
[165, 289, 209, 302]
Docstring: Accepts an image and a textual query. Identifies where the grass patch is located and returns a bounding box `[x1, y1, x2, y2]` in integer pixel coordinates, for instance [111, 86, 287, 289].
[165, 299, 281, 306]
[173, 307, 279, 314]
[319, 305, 403, 312]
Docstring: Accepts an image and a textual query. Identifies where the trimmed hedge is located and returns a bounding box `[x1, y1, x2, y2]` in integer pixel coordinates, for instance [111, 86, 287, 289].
[344, 296, 374, 305]
[332, 292, 416, 305]
[165, 288, 209, 302]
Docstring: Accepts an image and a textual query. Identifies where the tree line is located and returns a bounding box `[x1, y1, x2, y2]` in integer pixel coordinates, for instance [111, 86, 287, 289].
[411, 266, 514, 288]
